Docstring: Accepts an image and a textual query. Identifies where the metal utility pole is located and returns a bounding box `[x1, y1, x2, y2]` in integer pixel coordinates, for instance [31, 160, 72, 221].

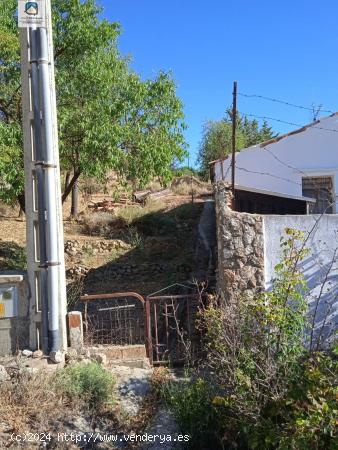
[29, 27, 49, 353]
[19, 0, 67, 358]
[231, 81, 237, 199]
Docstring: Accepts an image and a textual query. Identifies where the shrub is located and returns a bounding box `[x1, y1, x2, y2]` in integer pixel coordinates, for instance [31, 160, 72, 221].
[55, 362, 115, 412]
[80, 177, 105, 196]
[164, 228, 338, 449]
[162, 378, 224, 450]
[81, 211, 114, 236]
[244, 351, 338, 450]
[202, 229, 310, 416]
[151, 366, 171, 397]
[0, 241, 26, 270]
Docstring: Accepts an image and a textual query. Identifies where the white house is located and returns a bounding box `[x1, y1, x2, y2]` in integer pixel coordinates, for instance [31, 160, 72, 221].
[212, 114, 338, 343]
[211, 113, 338, 214]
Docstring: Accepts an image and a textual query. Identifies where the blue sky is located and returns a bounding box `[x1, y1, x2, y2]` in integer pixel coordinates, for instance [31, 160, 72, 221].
[102, 0, 338, 167]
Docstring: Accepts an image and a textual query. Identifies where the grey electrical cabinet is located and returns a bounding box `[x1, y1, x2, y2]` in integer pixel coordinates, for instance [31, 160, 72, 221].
[0, 272, 29, 356]
[0, 285, 18, 318]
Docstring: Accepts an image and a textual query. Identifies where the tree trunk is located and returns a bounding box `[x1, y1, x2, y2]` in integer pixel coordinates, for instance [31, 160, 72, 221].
[64, 171, 71, 193]
[17, 193, 26, 214]
[71, 179, 78, 218]
[62, 170, 81, 204]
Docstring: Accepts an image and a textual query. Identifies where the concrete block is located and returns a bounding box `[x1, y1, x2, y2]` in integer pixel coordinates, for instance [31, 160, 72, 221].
[67, 311, 83, 350]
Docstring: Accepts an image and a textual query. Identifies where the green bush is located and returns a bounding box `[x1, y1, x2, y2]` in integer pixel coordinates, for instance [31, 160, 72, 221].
[55, 362, 115, 412]
[241, 351, 338, 450]
[164, 229, 338, 449]
[162, 378, 224, 450]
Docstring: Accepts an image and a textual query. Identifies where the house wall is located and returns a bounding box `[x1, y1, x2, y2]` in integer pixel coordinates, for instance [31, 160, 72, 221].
[215, 182, 338, 347]
[214, 114, 338, 212]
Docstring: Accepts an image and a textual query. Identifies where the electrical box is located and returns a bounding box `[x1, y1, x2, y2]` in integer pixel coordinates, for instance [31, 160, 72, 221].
[0, 285, 18, 318]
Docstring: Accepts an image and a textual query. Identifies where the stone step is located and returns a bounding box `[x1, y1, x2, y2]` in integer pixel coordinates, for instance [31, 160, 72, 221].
[109, 358, 151, 369]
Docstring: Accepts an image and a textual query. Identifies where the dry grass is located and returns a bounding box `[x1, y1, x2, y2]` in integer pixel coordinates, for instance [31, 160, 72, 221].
[171, 183, 198, 196]
[0, 363, 116, 435]
[81, 211, 115, 236]
[150, 367, 172, 396]
[115, 198, 166, 225]
[145, 179, 164, 192]
[171, 177, 212, 197]
[0, 371, 65, 433]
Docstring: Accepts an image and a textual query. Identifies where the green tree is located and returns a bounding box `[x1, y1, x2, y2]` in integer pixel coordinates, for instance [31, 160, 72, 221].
[0, 0, 23, 208]
[197, 110, 276, 179]
[0, 0, 187, 213]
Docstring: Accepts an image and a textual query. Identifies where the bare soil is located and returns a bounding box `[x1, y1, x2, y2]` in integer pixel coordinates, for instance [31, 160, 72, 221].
[0, 191, 205, 297]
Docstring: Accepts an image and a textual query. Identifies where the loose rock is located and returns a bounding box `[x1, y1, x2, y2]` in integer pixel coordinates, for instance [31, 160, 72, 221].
[0, 365, 10, 382]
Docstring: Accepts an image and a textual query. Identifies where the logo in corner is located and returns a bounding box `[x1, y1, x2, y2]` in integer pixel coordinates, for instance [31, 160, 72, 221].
[24, 1, 38, 16]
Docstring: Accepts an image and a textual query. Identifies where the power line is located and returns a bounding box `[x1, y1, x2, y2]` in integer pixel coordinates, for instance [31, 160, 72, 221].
[238, 92, 335, 115]
[235, 164, 333, 202]
[220, 148, 333, 195]
[262, 146, 334, 194]
[238, 111, 338, 134]
[234, 164, 302, 186]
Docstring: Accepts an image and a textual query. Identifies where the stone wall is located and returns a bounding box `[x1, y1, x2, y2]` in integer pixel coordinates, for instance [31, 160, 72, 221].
[214, 182, 265, 302]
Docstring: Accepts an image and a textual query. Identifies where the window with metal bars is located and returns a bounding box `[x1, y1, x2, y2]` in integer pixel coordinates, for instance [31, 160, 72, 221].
[302, 176, 334, 214]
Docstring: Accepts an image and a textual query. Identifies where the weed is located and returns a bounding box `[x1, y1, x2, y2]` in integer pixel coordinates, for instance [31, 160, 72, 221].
[123, 226, 144, 248]
[151, 367, 171, 397]
[54, 362, 115, 412]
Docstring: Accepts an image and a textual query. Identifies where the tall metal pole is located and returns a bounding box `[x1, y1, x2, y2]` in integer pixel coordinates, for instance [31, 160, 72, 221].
[231, 81, 237, 199]
[29, 27, 49, 353]
[37, 27, 60, 353]
[19, 0, 67, 358]
[45, 0, 68, 355]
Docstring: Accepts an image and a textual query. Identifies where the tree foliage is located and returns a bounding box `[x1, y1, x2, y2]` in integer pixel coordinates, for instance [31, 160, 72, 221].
[0, 0, 187, 207]
[197, 109, 276, 179]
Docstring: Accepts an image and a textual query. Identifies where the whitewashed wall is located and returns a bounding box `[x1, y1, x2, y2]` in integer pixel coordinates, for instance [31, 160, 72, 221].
[263, 215, 338, 347]
[214, 114, 338, 211]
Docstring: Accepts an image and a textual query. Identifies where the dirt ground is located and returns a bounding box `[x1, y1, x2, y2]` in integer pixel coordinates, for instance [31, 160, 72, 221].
[0, 188, 207, 297]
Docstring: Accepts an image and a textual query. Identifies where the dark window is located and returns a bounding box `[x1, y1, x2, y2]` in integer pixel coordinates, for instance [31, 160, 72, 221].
[302, 176, 334, 214]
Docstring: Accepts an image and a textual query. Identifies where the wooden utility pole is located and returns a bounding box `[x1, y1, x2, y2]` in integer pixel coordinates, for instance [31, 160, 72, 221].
[231, 81, 237, 197]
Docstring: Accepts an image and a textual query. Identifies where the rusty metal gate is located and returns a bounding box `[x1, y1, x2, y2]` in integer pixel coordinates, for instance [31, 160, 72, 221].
[80, 293, 147, 347]
[145, 293, 202, 365]
[79, 290, 203, 365]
